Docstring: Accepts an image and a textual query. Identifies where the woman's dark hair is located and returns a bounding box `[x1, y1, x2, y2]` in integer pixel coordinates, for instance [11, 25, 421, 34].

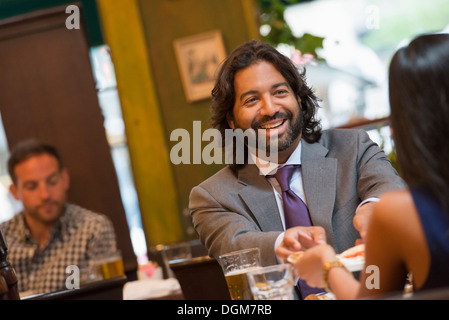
[389, 33, 449, 211]
[210, 40, 322, 152]
[8, 139, 63, 184]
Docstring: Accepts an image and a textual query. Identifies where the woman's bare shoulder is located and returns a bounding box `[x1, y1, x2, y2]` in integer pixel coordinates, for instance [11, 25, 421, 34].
[374, 189, 430, 288]
[370, 189, 421, 248]
[375, 189, 415, 217]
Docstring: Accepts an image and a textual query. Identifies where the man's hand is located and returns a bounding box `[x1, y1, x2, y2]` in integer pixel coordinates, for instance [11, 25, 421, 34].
[275, 226, 326, 262]
[353, 201, 376, 241]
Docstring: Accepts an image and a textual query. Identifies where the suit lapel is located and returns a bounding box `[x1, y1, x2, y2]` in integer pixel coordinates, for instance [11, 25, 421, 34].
[237, 164, 283, 232]
[301, 140, 337, 247]
[234, 140, 338, 242]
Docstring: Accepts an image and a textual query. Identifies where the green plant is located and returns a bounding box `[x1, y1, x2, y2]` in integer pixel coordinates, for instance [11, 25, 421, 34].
[377, 125, 400, 175]
[258, 0, 325, 61]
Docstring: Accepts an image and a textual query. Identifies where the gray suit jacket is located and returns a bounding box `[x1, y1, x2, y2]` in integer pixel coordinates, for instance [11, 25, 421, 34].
[189, 129, 405, 266]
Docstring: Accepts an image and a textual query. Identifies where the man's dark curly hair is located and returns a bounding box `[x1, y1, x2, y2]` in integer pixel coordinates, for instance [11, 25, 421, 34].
[210, 40, 322, 163]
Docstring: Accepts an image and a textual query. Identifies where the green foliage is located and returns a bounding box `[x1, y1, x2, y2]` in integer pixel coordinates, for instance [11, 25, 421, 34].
[377, 125, 400, 175]
[258, 0, 325, 60]
[388, 148, 399, 175]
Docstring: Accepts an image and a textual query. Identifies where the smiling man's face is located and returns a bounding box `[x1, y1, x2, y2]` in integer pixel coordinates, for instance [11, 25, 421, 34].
[227, 60, 303, 163]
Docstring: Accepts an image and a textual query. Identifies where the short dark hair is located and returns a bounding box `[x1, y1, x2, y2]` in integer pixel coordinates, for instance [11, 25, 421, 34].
[210, 40, 322, 146]
[8, 139, 64, 184]
[389, 33, 449, 211]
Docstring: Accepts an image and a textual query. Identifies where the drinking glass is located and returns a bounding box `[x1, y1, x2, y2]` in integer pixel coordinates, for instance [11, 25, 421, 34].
[93, 250, 125, 280]
[247, 264, 295, 300]
[218, 248, 261, 300]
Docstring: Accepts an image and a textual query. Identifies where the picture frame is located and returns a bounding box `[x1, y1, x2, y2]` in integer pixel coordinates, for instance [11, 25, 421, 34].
[173, 30, 226, 102]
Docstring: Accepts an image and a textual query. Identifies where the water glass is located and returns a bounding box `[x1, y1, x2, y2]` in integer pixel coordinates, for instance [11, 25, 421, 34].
[247, 264, 295, 300]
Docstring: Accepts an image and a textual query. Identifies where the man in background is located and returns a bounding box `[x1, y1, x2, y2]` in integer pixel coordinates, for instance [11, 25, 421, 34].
[1, 139, 117, 294]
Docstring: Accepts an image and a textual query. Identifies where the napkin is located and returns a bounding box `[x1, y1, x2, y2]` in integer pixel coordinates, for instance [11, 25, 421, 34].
[123, 278, 181, 300]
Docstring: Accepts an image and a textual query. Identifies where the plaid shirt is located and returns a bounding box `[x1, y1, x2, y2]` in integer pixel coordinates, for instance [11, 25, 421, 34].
[0, 203, 117, 294]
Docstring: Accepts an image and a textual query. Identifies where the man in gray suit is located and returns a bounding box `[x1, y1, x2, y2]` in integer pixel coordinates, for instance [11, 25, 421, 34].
[189, 41, 404, 269]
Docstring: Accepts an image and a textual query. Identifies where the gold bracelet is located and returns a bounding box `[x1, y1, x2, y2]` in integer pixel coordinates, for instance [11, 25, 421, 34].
[322, 260, 351, 293]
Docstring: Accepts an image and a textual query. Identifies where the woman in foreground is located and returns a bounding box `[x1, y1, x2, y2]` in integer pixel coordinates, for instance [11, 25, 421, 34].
[278, 33, 449, 299]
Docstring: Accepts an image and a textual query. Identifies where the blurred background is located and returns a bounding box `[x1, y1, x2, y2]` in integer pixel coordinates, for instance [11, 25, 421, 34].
[0, 0, 447, 276]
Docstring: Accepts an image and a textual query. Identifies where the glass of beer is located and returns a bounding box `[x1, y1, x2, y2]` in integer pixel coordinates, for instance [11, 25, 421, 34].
[96, 250, 125, 280]
[246, 264, 295, 300]
[218, 248, 261, 300]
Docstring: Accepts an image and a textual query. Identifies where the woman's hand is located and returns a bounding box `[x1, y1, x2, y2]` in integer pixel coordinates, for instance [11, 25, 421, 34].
[294, 244, 336, 288]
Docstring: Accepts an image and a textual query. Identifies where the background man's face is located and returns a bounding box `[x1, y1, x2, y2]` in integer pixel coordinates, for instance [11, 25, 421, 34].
[10, 153, 69, 226]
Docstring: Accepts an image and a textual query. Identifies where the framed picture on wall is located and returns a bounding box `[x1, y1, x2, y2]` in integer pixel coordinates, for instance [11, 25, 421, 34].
[173, 30, 226, 102]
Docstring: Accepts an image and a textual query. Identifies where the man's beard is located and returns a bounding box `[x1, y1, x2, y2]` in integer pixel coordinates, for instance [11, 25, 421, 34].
[26, 199, 65, 226]
[251, 110, 303, 152]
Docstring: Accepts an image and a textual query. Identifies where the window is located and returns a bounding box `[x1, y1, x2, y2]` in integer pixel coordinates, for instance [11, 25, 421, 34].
[0, 117, 22, 224]
[90, 46, 148, 262]
[283, 0, 449, 152]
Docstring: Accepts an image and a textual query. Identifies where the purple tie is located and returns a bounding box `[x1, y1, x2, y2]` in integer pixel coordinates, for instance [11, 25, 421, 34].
[272, 165, 325, 299]
[273, 165, 312, 227]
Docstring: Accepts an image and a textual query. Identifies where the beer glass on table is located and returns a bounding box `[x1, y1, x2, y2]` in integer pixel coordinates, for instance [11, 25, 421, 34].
[218, 248, 261, 300]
